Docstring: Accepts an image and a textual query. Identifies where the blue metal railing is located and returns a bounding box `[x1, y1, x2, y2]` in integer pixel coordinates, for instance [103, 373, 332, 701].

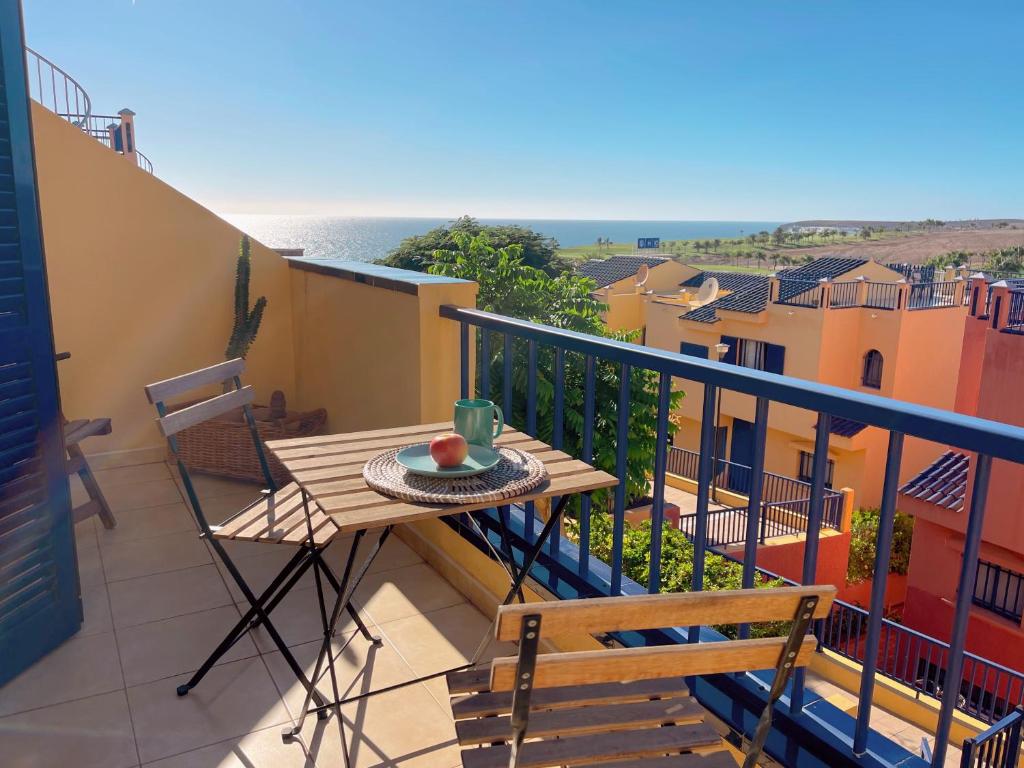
[1005, 291, 1024, 331]
[441, 303, 1024, 768]
[830, 281, 861, 308]
[973, 559, 1024, 622]
[961, 707, 1024, 768]
[777, 279, 823, 307]
[909, 281, 958, 309]
[865, 281, 903, 310]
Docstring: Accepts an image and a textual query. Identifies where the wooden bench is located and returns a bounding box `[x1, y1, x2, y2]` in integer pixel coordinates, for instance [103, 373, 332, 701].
[447, 585, 836, 768]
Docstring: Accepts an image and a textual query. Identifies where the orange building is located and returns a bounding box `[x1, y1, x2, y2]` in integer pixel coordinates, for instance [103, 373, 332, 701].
[899, 277, 1024, 675]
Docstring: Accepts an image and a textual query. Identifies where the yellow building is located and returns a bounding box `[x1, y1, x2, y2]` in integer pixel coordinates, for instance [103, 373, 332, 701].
[577, 254, 697, 331]
[637, 257, 969, 506]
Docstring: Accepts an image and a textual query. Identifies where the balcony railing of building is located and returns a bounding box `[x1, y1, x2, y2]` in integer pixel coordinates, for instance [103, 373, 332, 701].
[829, 280, 861, 308]
[441, 303, 1024, 768]
[961, 707, 1024, 768]
[667, 445, 844, 540]
[776, 278, 824, 307]
[973, 559, 1024, 622]
[25, 47, 153, 173]
[1004, 290, 1024, 333]
[865, 281, 903, 310]
[908, 280, 958, 310]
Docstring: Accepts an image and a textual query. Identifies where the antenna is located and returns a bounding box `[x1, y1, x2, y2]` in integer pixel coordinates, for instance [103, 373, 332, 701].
[689, 277, 720, 307]
[635, 263, 650, 288]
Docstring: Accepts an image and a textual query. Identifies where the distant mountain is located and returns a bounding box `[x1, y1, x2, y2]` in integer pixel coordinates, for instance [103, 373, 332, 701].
[784, 218, 1024, 231]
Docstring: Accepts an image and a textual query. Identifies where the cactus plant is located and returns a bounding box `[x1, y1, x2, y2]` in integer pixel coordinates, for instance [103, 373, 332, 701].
[225, 235, 267, 360]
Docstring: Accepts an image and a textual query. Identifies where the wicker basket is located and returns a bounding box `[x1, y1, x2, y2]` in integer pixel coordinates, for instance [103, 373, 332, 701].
[170, 394, 326, 486]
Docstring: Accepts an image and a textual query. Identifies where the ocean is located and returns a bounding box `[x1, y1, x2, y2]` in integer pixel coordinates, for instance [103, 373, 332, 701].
[220, 215, 782, 262]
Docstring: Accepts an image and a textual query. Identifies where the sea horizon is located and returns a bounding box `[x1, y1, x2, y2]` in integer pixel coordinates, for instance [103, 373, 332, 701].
[220, 214, 783, 262]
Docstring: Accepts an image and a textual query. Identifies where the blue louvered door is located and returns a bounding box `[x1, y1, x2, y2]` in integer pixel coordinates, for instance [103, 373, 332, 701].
[0, 0, 81, 685]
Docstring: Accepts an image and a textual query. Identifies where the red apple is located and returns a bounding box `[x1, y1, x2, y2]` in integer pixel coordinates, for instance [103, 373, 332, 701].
[430, 432, 468, 468]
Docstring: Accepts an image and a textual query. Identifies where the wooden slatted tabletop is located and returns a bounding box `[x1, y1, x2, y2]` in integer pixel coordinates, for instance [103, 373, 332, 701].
[265, 422, 617, 534]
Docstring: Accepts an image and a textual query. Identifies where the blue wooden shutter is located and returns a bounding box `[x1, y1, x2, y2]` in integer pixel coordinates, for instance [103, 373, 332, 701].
[765, 342, 785, 375]
[680, 342, 708, 359]
[0, 1, 81, 686]
[719, 335, 737, 365]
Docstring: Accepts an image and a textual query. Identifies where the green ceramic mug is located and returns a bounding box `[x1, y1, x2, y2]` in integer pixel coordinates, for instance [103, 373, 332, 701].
[454, 399, 504, 448]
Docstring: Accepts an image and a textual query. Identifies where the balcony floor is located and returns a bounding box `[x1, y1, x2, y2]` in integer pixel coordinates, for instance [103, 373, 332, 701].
[1, 461, 515, 768]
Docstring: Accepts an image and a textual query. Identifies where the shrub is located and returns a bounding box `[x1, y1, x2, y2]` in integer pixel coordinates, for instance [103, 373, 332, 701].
[846, 507, 914, 584]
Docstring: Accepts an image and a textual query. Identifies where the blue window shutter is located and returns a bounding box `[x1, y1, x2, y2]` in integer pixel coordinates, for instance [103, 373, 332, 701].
[765, 343, 786, 375]
[0, 2, 81, 686]
[719, 336, 738, 365]
[680, 342, 709, 359]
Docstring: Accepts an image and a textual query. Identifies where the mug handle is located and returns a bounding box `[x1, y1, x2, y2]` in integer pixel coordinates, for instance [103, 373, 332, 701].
[492, 405, 504, 438]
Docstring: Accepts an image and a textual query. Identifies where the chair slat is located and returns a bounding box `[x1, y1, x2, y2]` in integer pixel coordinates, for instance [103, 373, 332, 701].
[495, 586, 835, 641]
[449, 677, 689, 719]
[145, 358, 246, 403]
[489, 635, 817, 692]
[460, 722, 721, 768]
[586, 750, 739, 768]
[157, 386, 255, 437]
[456, 695, 705, 745]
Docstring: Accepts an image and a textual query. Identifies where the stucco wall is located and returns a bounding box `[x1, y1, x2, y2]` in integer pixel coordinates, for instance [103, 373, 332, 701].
[32, 104, 296, 461]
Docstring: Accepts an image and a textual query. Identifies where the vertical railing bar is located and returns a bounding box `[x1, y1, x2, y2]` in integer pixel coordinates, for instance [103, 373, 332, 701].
[933, 454, 993, 768]
[548, 347, 565, 558]
[648, 372, 671, 594]
[459, 322, 469, 399]
[480, 329, 491, 400]
[577, 355, 596, 579]
[526, 340, 538, 436]
[503, 333, 513, 421]
[791, 412, 831, 715]
[610, 362, 631, 596]
[689, 382, 718, 643]
[854, 430, 904, 752]
[739, 397, 769, 641]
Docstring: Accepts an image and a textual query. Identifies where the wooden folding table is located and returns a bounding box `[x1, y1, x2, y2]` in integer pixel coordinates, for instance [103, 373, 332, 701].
[265, 422, 616, 749]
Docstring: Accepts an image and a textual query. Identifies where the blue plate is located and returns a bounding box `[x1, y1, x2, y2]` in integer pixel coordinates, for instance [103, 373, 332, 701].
[395, 443, 501, 478]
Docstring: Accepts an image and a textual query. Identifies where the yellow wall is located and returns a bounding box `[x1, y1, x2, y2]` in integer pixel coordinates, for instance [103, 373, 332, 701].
[289, 266, 477, 434]
[33, 104, 297, 463]
[599, 260, 698, 332]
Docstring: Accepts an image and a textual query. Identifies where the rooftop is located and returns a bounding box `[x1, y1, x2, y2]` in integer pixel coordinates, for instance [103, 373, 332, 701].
[781, 257, 869, 282]
[899, 450, 970, 511]
[680, 276, 771, 323]
[577, 255, 669, 288]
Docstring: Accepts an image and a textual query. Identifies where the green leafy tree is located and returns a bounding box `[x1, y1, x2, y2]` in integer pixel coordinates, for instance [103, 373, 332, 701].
[772, 227, 787, 246]
[429, 232, 683, 507]
[847, 507, 915, 583]
[378, 215, 566, 275]
[567, 513, 786, 638]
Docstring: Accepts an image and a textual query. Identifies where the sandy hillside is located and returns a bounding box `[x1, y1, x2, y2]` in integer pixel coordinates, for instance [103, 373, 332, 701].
[779, 229, 1024, 265]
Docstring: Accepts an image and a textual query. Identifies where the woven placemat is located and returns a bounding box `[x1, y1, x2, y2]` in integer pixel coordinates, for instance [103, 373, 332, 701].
[362, 445, 548, 504]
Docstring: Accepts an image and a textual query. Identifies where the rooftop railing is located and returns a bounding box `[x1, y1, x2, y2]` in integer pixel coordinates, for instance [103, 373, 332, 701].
[1005, 290, 1024, 332]
[865, 281, 903, 310]
[961, 707, 1024, 768]
[776, 278, 824, 307]
[441, 303, 1024, 768]
[908, 280, 958, 310]
[829, 280, 861, 308]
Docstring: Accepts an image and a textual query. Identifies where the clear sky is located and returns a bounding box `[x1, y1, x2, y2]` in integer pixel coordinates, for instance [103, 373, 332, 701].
[23, 0, 1024, 221]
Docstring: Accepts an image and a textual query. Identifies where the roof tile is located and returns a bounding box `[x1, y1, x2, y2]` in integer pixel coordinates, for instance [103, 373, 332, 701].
[899, 450, 969, 511]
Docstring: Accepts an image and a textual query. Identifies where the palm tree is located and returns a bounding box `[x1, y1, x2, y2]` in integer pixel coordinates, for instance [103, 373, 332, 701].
[713, 238, 722, 254]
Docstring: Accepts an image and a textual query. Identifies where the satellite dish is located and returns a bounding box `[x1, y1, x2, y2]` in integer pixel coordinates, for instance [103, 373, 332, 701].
[689, 277, 720, 307]
[635, 263, 650, 287]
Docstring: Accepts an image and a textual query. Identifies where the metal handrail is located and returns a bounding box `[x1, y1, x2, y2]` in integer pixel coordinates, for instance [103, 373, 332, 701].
[25, 46, 91, 127]
[776, 278, 823, 308]
[962, 707, 1024, 768]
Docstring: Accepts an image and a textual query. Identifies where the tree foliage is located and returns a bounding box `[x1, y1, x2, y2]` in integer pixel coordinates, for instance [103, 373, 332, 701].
[429, 231, 683, 507]
[567, 512, 786, 639]
[846, 507, 915, 584]
[378, 215, 567, 275]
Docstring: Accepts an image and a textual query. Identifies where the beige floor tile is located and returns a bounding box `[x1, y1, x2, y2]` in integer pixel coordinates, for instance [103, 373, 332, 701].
[241, 584, 360, 653]
[189, 492, 264, 524]
[98, 502, 197, 547]
[183, 474, 263, 500]
[105, 479, 184, 514]
[102, 530, 212, 582]
[262, 633, 416, 719]
[77, 534, 107, 587]
[109, 564, 233, 628]
[377, 603, 512, 680]
[117, 605, 258, 687]
[0, 689, 138, 768]
[324, 684, 461, 768]
[77, 582, 113, 638]
[0, 631, 124, 717]
[141, 723, 314, 768]
[127, 656, 292, 764]
[96, 461, 172, 488]
[354, 563, 465, 626]
[215, 546, 313, 602]
[324, 534, 422, 576]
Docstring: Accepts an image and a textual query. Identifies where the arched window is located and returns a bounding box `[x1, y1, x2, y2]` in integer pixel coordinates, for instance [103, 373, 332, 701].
[862, 349, 883, 389]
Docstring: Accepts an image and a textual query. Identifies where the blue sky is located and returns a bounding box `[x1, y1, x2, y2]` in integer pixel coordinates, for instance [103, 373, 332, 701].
[23, 0, 1024, 221]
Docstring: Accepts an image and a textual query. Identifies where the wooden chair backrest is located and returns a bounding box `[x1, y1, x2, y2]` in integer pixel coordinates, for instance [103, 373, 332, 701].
[144, 359, 250, 437]
[489, 586, 835, 693]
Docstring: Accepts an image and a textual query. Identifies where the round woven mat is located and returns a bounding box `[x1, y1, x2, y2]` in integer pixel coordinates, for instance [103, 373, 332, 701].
[362, 445, 548, 504]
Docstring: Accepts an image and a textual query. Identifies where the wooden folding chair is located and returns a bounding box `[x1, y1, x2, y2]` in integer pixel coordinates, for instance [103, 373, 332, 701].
[144, 359, 378, 708]
[446, 585, 836, 768]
